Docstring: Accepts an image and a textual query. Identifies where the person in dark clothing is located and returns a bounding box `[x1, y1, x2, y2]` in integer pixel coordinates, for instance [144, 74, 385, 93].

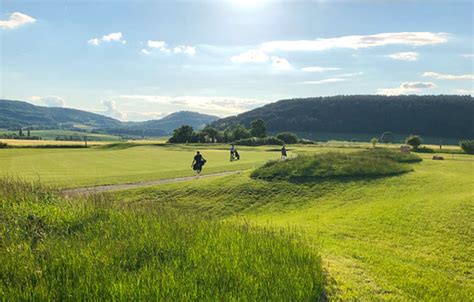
[191, 151, 206, 177]
[281, 145, 287, 161]
[230, 144, 235, 161]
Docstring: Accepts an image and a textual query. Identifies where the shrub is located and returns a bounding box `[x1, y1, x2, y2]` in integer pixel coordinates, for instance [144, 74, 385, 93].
[251, 149, 414, 181]
[371, 138, 378, 148]
[412, 146, 435, 153]
[235, 136, 284, 146]
[459, 140, 474, 154]
[276, 132, 298, 144]
[0, 142, 7, 148]
[298, 139, 315, 145]
[406, 135, 422, 149]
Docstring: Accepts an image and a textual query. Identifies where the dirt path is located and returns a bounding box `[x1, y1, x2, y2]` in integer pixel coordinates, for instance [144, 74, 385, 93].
[62, 171, 241, 196]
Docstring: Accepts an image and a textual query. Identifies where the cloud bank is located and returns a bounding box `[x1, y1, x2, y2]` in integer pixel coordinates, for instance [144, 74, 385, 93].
[377, 81, 436, 95]
[423, 72, 474, 81]
[29, 95, 66, 107]
[101, 100, 127, 120]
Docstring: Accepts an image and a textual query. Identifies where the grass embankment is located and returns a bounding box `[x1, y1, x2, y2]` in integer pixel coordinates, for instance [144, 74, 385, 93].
[0, 178, 324, 300]
[117, 153, 473, 300]
[251, 149, 419, 181]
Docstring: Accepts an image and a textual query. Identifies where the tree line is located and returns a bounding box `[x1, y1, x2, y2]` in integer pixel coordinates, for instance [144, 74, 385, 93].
[168, 119, 307, 146]
[213, 95, 474, 139]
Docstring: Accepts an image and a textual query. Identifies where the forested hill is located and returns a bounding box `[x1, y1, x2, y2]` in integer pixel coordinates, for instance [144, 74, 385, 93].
[0, 99, 218, 136]
[213, 95, 474, 139]
[0, 99, 121, 129]
[102, 111, 219, 136]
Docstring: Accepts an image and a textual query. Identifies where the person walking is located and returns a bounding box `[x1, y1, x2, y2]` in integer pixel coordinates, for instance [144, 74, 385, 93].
[191, 151, 206, 177]
[230, 144, 235, 161]
[281, 144, 287, 161]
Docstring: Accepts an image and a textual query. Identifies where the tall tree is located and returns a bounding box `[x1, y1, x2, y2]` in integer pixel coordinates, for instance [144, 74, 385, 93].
[250, 119, 267, 138]
[168, 125, 195, 143]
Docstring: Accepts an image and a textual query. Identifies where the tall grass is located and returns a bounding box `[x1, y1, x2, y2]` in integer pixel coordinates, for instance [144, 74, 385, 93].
[0, 178, 324, 300]
[251, 149, 416, 181]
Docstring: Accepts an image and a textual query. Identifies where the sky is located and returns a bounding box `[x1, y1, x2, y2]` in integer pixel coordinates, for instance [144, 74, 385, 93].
[0, 0, 473, 121]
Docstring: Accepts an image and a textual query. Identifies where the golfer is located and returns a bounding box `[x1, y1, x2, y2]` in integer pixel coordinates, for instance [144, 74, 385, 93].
[230, 144, 235, 161]
[281, 145, 287, 160]
[191, 151, 206, 177]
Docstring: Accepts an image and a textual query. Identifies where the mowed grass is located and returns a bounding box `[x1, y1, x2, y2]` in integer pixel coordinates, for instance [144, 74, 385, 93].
[0, 144, 281, 188]
[0, 178, 323, 300]
[116, 152, 474, 300]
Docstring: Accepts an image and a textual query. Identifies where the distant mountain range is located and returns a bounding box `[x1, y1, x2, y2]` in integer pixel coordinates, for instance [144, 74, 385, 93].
[213, 95, 474, 140]
[0, 99, 219, 136]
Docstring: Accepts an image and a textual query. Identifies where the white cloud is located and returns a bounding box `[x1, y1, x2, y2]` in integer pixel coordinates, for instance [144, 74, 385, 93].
[271, 56, 292, 71]
[88, 32, 125, 46]
[377, 81, 436, 95]
[335, 72, 363, 77]
[260, 32, 447, 52]
[147, 40, 169, 53]
[29, 95, 66, 107]
[387, 51, 419, 61]
[118, 95, 270, 116]
[461, 54, 474, 58]
[302, 78, 346, 85]
[101, 100, 127, 120]
[0, 12, 35, 30]
[301, 66, 341, 72]
[230, 49, 269, 63]
[422, 71, 474, 81]
[174, 45, 196, 56]
[141, 49, 151, 55]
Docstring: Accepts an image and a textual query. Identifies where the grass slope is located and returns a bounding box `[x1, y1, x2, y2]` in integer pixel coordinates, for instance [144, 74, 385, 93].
[116, 153, 474, 300]
[0, 179, 323, 300]
[251, 149, 418, 181]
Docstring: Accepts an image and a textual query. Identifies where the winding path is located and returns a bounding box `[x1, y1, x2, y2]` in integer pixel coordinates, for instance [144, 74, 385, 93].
[62, 171, 241, 196]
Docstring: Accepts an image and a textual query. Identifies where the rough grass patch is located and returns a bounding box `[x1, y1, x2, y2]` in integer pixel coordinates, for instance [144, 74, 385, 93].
[0, 178, 324, 301]
[251, 149, 416, 181]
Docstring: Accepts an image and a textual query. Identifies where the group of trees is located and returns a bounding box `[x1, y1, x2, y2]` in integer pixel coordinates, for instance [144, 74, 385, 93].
[168, 118, 269, 144]
[168, 119, 303, 145]
[0, 128, 41, 140]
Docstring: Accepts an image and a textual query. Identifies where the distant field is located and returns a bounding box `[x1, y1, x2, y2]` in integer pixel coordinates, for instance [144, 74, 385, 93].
[0, 129, 122, 141]
[275, 131, 464, 145]
[0, 139, 108, 147]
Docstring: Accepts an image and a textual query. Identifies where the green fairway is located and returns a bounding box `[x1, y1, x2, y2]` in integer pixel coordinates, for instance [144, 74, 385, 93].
[0, 144, 281, 188]
[115, 151, 474, 300]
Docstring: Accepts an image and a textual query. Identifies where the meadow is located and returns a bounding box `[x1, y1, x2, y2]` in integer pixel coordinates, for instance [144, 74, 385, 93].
[0, 142, 472, 300]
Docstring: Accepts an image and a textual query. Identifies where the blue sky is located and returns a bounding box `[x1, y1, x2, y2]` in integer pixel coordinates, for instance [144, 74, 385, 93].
[1, 0, 472, 120]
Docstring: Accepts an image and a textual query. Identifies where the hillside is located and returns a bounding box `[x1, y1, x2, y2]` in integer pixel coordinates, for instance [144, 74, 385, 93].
[0, 100, 218, 136]
[213, 95, 474, 140]
[0, 99, 121, 130]
[107, 111, 219, 136]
